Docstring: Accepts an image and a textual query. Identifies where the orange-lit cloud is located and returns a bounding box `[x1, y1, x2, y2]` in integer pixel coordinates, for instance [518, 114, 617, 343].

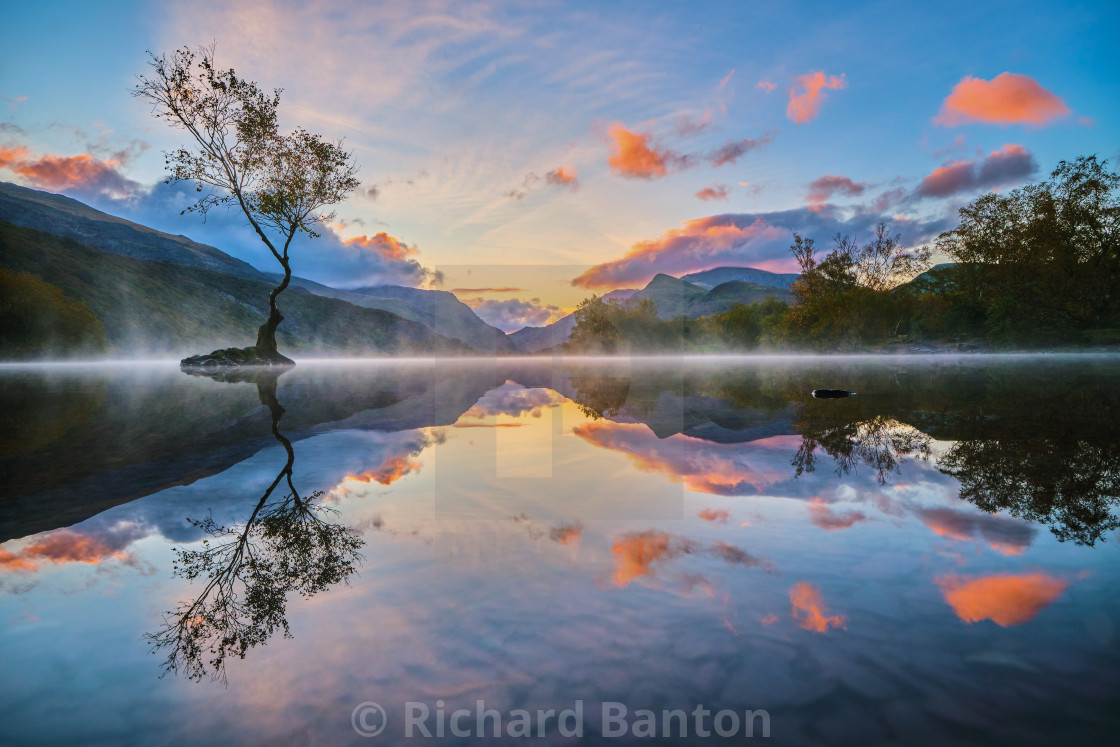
[760, 612, 779, 624]
[344, 232, 419, 261]
[545, 166, 579, 188]
[757, 81, 776, 93]
[571, 214, 785, 288]
[2, 523, 151, 573]
[0, 145, 141, 199]
[787, 72, 846, 124]
[806, 174, 867, 208]
[790, 582, 846, 632]
[935, 573, 1068, 626]
[606, 123, 686, 179]
[807, 499, 866, 531]
[450, 287, 525, 294]
[695, 185, 729, 201]
[934, 73, 1070, 126]
[574, 421, 797, 495]
[698, 508, 730, 524]
[915, 144, 1037, 198]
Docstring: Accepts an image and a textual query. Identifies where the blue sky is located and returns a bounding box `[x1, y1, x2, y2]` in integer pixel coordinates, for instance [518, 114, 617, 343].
[2, 0, 1117, 322]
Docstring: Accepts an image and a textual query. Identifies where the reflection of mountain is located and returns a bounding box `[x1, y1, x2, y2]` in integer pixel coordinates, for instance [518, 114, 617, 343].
[4, 358, 1118, 548]
[0, 365, 502, 541]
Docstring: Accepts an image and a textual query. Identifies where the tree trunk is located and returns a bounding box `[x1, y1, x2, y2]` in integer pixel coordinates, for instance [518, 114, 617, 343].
[256, 259, 292, 360]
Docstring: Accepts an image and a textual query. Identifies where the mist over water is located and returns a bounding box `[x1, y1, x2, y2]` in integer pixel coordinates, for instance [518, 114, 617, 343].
[1, 355, 1118, 744]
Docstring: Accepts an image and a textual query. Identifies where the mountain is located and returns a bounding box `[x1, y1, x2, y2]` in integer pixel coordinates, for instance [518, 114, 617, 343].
[349, 284, 516, 354]
[273, 276, 515, 353]
[630, 273, 792, 319]
[0, 221, 467, 357]
[0, 181, 512, 354]
[508, 275, 792, 352]
[681, 266, 800, 290]
[0, 181, 266, 281]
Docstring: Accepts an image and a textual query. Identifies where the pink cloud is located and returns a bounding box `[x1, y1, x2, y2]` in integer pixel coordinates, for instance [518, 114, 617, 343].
[0, 145, 141, 199]
[757, 81, 776, 93]
[695, 185, 729, 201]
[806, 174, 867, 207]
[787, 72, 846, 124]
[934, 73, 1070, 126]
[916, 144, 1037, 198]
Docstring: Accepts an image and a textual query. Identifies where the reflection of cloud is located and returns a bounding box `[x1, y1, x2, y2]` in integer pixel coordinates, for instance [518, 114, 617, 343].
[549, 522, 583, 546]
[612, 531, 683, 586]
[575, 421, 795, 496]
[1, 521, 152, 573]
[611, 530, 766, 587]
[343, 432, 437, 486]
[918, 507, 1036, 555]
[790, 582, 846, 632]
[807, 499, 866, 531]
[787, 72, 845, 124]
[463, 383, 560, 419]
[698, 508, 730, 523]
[934, 73, 1070, 126]
[935, 573, 1068, 626]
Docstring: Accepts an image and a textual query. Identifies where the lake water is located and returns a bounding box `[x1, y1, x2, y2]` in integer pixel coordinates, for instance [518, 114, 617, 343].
[1, 355, 1118, 744]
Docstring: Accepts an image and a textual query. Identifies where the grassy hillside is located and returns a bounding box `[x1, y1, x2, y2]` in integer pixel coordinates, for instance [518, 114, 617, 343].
[0, 221, 467, 357]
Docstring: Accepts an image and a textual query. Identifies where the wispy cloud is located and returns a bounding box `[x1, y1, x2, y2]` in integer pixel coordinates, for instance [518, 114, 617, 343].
[787, 71, 845, 124]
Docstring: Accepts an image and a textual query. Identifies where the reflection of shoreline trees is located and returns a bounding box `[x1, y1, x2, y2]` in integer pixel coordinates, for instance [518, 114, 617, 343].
[793, 416, 932, 485]
[940, 439, 1120, 546]
[562, 363, 1120, 545]
[147, 370, 363, 682]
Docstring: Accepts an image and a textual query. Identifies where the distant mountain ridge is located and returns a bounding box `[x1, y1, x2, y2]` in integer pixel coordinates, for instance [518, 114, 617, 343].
[681, 266, 800, 290]
[0, 182, 267, 281]
[0, 182, 511, 353]
[509, 273, 793, 352]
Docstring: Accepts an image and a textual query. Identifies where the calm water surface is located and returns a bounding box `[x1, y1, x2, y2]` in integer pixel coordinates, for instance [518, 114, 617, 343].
[1, 356, 1118, 744]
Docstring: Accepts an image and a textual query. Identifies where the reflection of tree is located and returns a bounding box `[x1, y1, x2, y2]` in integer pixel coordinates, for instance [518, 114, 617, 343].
[939, 439, 1120, 546]
[147, 370, 363, 682]
[570, 375, 630, 420]
[793, 413, 932, 485]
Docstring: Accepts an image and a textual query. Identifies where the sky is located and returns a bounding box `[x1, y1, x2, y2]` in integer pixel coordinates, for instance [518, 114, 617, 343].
[2, 0, 1118, 329]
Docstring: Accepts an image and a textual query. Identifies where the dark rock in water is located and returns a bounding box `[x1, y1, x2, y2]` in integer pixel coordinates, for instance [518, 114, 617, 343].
[812, 389, 857, 399]
[180, 346, 295, 369]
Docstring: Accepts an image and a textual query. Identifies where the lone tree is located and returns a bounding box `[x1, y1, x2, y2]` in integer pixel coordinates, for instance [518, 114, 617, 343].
[135, 45, 359, 367]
